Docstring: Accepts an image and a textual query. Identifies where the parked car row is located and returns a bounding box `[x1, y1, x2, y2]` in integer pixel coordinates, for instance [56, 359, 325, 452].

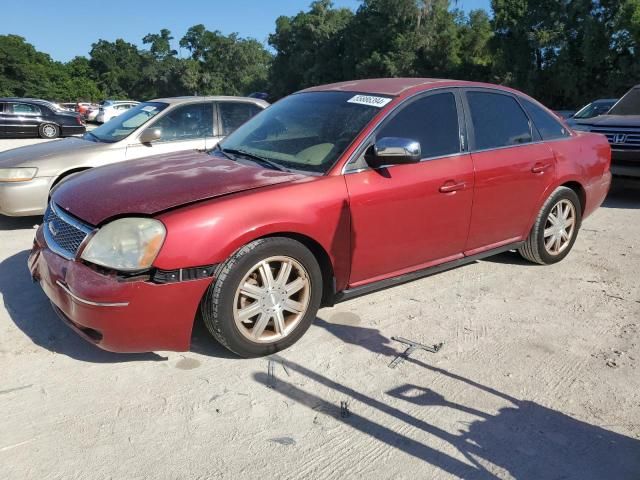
[0, 96, 267, 216]
[0, 79, 611, 358]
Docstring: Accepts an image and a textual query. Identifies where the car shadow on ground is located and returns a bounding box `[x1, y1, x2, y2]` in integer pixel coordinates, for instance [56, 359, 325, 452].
[480, 249, 537, 266]
[0, 250, 165, 363]
[0, 215, 41, 231]
[254, 318, 640, 479]
[604, 177, 640, 209]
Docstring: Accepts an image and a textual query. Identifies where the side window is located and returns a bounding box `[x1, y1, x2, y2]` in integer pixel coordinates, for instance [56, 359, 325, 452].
[219, 102, 262, 136]
[153, 102, 213, 141]
[466, 91, 532, 150]
[521, 98, 569, 140]
[377, 92, 460, 159]
[10, 103, 41, 115]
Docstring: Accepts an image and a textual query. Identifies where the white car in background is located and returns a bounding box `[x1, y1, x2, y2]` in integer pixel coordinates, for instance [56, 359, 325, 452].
[96, 101, 140, 123]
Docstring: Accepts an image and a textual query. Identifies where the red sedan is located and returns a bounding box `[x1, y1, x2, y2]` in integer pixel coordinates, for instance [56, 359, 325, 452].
[28, 79, 612, 357]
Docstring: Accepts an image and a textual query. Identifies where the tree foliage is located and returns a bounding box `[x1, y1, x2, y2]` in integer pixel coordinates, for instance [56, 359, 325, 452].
[1, 1, 640, 108]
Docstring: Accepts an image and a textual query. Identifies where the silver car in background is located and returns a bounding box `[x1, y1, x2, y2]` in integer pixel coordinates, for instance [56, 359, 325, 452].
[0, 96, 268, 216]
[95, 101, 140, 123]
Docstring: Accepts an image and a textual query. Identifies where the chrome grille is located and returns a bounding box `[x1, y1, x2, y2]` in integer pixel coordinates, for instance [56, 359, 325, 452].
[590, 126, 640, 149]
[43, 203, 93, 260]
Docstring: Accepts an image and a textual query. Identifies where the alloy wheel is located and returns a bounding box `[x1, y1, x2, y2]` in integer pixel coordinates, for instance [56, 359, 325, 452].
[543, 199, 577, 255]
[233, 256, 311, 344]
[42, 125, 57, 138]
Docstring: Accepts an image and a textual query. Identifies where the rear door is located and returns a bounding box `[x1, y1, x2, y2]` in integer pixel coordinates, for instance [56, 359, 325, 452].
[126, 102, 214, 159]
[462, 89, 557, 254]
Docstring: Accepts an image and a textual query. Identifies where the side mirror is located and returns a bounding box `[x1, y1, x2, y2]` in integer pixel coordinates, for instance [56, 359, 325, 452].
[365, 137, 421, 169]
[139, 127, 162, 145]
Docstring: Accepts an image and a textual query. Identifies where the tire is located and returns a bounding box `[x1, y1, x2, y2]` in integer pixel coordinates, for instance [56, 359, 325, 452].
[200, 237, 323, 357]
[39, 123, 60, 139]
[519, 186, 582, 265]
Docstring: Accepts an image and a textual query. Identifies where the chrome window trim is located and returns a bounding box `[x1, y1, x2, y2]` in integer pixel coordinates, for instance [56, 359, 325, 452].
[469, 135, 575, 155]
[56, 280, 129, 307]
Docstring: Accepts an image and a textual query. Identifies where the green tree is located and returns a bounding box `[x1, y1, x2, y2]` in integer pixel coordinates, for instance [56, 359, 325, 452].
[89, 39, 145, 98]
[0, 35, 101, 101]
[269, 0, 354, 98]
[179, 25, 271, 95]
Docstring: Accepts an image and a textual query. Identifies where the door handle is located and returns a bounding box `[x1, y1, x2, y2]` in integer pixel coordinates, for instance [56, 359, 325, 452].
[531, 163, 551, 174]
[439, 181, 467, 193]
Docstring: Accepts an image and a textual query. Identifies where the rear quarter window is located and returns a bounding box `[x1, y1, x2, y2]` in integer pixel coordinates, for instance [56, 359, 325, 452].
[521, 98, 569, 141]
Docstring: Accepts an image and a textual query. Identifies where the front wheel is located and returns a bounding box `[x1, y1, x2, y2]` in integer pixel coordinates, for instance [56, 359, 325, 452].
[200, 237, 323, 357]
[39, 123, 60, 139]
[519, 186, 582, 265]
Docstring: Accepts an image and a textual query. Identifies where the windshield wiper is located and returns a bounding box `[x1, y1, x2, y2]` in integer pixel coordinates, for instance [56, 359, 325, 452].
[221, 147, 288, 172]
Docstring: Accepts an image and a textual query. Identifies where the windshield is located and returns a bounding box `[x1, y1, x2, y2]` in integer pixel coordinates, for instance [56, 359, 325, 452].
[86, 102, 168, 143]
[574, 101, 615, 119]
[217, 91, 387, 174]
[608, 88, 640, 116]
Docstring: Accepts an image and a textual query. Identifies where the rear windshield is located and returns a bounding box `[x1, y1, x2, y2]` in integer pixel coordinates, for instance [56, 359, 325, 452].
[608, 88, 640, 116]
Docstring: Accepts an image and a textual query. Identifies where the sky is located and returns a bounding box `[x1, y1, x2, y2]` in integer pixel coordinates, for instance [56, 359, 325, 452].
[2, 0, 492, 62]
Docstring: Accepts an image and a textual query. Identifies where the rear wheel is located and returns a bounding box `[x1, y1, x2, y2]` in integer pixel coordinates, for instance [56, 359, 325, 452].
[519, 186, 582, 265]
[201, 237, 322, 357]
[39, 123, 60, 139]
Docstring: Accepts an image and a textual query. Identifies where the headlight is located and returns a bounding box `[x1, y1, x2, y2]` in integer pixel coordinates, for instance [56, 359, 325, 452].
[572, 124, 590, 132]
[0, 167, 38, 182]
[81, 218, 166, 272]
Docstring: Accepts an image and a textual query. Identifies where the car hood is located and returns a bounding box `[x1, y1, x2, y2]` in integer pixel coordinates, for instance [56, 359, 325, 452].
[577, 115, 640, 128]
[0, 136, 103, 169]
[53, 150, 305, 226]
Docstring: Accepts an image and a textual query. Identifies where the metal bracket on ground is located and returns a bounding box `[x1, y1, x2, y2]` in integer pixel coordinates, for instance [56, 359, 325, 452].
[388, 336, 444, 369]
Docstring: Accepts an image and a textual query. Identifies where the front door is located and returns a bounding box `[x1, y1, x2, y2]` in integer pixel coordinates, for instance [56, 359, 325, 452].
[126, 102, 214, 159]
[462, 89, 557, 253]
[345, 91, 474, 286]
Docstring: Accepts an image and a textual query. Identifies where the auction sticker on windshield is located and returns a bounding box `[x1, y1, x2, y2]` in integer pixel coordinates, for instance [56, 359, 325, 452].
[347, 95, 392, 108]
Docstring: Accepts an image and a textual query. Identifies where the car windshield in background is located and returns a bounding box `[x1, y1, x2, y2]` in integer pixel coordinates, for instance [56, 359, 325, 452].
[217, 91, 387, 174]
[86, 102, 168, 143]
[574, 101, 615, 119]
[608, 88, 640, 116]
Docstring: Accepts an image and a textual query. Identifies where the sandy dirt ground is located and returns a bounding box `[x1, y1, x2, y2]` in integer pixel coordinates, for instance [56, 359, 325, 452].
[0, 137, 639, 479]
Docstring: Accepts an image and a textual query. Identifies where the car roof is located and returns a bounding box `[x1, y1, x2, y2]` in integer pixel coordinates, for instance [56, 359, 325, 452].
[593, 98, 618, 103]
[299, 78, 524, 97]
[149, 95, 269, 107]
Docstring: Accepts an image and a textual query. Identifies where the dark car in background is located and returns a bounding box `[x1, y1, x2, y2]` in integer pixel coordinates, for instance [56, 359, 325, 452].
[0, 98, 85, 139]
[566, 98, 618, 127]
[573, 86, 640, 177]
